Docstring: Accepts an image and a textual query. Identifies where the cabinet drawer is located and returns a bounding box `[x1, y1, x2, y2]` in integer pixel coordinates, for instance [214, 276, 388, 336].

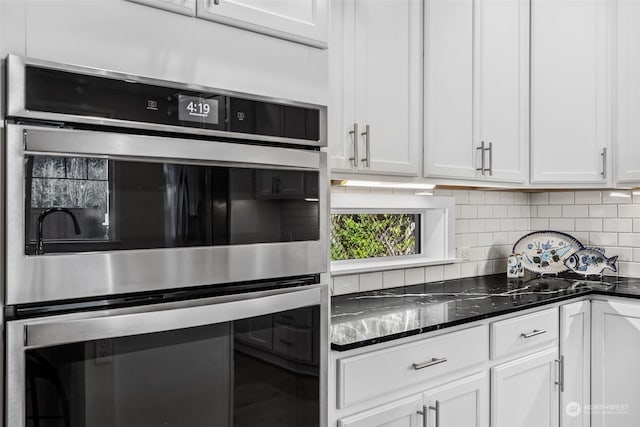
[337, 325, 488, 408]
[490, 308, 558, 360]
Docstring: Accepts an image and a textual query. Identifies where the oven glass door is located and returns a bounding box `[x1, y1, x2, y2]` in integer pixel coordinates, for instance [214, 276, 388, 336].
[8, 287, 324, 427]
[6, 124, 327, 304]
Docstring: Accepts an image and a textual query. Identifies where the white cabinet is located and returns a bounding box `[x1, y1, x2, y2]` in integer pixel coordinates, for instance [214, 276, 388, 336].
[424, 0, 528, 183]
[592, 300, 640, 427]
[126, 0, 196, 16]
[338, 395, 423, 427]
[422, 373, 489, 427]
[329, 0, 421, 176]
[530, 0, 612, 185]
[196, 0, 328, 48]
[491, 347, 560, 427]
[614, 0, 640, 185]
[560, 301, 591, 427]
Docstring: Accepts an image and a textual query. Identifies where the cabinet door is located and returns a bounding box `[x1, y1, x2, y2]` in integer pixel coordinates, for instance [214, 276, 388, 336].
[422, 372, 489, 427]
[424, 0, 475, 179]
[615, 0, 640, 184]
[476, 0, 529, 182]
[530, 0, 611, 185]
[592, 300, 640, 427]
[338, 395, 422, 427]
[126, 0, 196, 16]
[196, 0, 328, 48]
[352, 0, 421, 176]
[491, 347, 560, 427]
[560, 301, 591, 427]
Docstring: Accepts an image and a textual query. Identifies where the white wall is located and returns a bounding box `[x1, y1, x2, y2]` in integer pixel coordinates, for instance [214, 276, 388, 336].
[0, 0, 328, 107]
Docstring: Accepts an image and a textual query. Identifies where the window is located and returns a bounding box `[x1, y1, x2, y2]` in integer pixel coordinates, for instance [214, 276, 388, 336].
[330, 193, 456, 272]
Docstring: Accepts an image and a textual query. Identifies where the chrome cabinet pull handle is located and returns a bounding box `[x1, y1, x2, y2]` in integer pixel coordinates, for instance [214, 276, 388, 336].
[430, 401, 440, 427]
[348, 123, 359, 168]
[601, 147, 607, 178]
[555, 355, 565, 392]
[486, 142, 493, 176]
[476, 141, 486, 175]
[417, 405, 428, 427]
[521, 329, 547, 339]
[412, 357, 447, 370]
[360, 124, 370, 168]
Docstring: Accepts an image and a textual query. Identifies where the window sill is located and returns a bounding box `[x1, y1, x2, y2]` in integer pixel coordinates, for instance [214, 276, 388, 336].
[330, 257, 463, 277]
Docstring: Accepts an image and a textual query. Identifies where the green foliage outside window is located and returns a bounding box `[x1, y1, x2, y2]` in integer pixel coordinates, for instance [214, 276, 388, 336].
[330, 213, 419, 261]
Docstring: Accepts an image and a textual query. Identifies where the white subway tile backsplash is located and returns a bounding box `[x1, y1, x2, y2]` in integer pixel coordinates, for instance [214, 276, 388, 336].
[618, 205, 640, 218]
[618, 262, 640, 278]
[634, 249, 640, 262]
[574, 218, 601, 232]
[500, 219, 516, 232]
[469, 219, 486, 232]
[456, 219, 470, 233]
[575, 191, 602, 204]
[493, 205, 509, 217]
[550, 218, 576, 231]
[508, 231, 525, 244]
[359, 272, 383, 291]
[443, 263, 461, 280]
[589, 232, 618, 247]
[530, 218, 550, 230]
[478, 261, 494, 275]
[607, 247, 633, 262]
[508, 206, 523, 218]
[486, 219, 501, 232]
[530, 192, 549, 205]
[425, 265, 444, 282]
[603, 191, 632, 204]
[515, 218, 529, 230]
[589, 205, 618, 218]
[383, 270, 405, 288]
[460, 233, 479, 247]
[500, 192, 515, 205]
[460, 205, 478, 219]
[549, 192, 575, 205]
[603, 219, 633, 233]
[477, 205, 493, 218]
[333, 275, 359, 295]
[634, 219, 640, 232]
[538, 205, 562, 218]
[619, 233, 640, 247]
[485, 192, 500, 204]
[492, 232, 509, 245]
[470, 191, 487, 204]
[529, 206, 538, 218]
[452, 190, 470, 205]
[404, 267, 425, 285]
[514, 193, 529, 205]
[470, 246, 490, 261]
[563, 205, 589, 218]
[460, 262, 478, 278]
[571, 231, 590, 243]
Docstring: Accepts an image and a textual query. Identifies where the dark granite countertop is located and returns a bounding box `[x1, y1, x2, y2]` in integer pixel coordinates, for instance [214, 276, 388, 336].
[331, 273, 640, 351]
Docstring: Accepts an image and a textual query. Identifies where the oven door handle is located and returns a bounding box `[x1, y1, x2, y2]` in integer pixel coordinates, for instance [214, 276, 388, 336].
[21, 126, 321, 170]
[23, 287, 321, 349]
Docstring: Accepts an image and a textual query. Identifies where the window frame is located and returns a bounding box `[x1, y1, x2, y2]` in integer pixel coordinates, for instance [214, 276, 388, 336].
[330, 193, 457, 274]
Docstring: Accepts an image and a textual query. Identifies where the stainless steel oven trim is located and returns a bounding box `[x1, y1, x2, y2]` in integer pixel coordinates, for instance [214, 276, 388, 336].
[6, 55, 327, 148]
[6, 124, 328, 305]
[23, 126, 321, 170]
[6, 283, 329, 427]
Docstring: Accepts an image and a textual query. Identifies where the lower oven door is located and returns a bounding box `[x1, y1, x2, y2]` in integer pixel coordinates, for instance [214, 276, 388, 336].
[6, 285, 328, 427]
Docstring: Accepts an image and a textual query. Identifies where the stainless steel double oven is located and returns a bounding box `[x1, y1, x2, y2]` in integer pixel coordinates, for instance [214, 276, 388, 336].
[3, 56, 328, 427]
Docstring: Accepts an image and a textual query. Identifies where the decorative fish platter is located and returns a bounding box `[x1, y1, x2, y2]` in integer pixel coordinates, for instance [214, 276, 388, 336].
[564, 247, 618, 276]
[512, 231, 584, 275]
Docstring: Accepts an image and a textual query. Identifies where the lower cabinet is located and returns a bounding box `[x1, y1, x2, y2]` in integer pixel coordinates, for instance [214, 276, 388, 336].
[422, 372, 488, 427]
[491, 347, 560, 427]
[592, 299, 640, 427]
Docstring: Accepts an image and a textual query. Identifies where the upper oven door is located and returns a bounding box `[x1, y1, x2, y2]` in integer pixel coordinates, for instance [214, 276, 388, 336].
[5, 124, 328, 304]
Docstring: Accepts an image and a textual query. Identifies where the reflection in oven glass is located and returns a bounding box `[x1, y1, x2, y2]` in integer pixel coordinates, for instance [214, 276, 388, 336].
[24, 308, 319, 427]
[25, 155, 320, 255]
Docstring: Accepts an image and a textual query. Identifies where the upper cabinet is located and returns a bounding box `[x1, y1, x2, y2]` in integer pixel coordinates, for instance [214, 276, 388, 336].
[328, 0, 422, 176]
[530, 0, 612, 186]
[424, 0, 529, 183]
[615, 0, 640, 185]
[196, 0, 328, 48]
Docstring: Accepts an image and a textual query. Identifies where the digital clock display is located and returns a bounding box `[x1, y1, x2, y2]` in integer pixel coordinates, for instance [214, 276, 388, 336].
[178, 95, 219, 125]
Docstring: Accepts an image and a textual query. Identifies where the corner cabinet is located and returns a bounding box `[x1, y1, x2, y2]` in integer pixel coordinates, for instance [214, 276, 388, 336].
[530, 0, 612, 186]
[328, 0, 421, 176]
[592, 299, 640, 427]
[195, 0, 328, 48]
[424, 0, 529, 183]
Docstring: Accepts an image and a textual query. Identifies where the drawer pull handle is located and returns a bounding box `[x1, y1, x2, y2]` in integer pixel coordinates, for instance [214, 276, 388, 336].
[412, 357, 448, 370]
[521, 329, 547, 339]
[417, 401, 439, 427]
